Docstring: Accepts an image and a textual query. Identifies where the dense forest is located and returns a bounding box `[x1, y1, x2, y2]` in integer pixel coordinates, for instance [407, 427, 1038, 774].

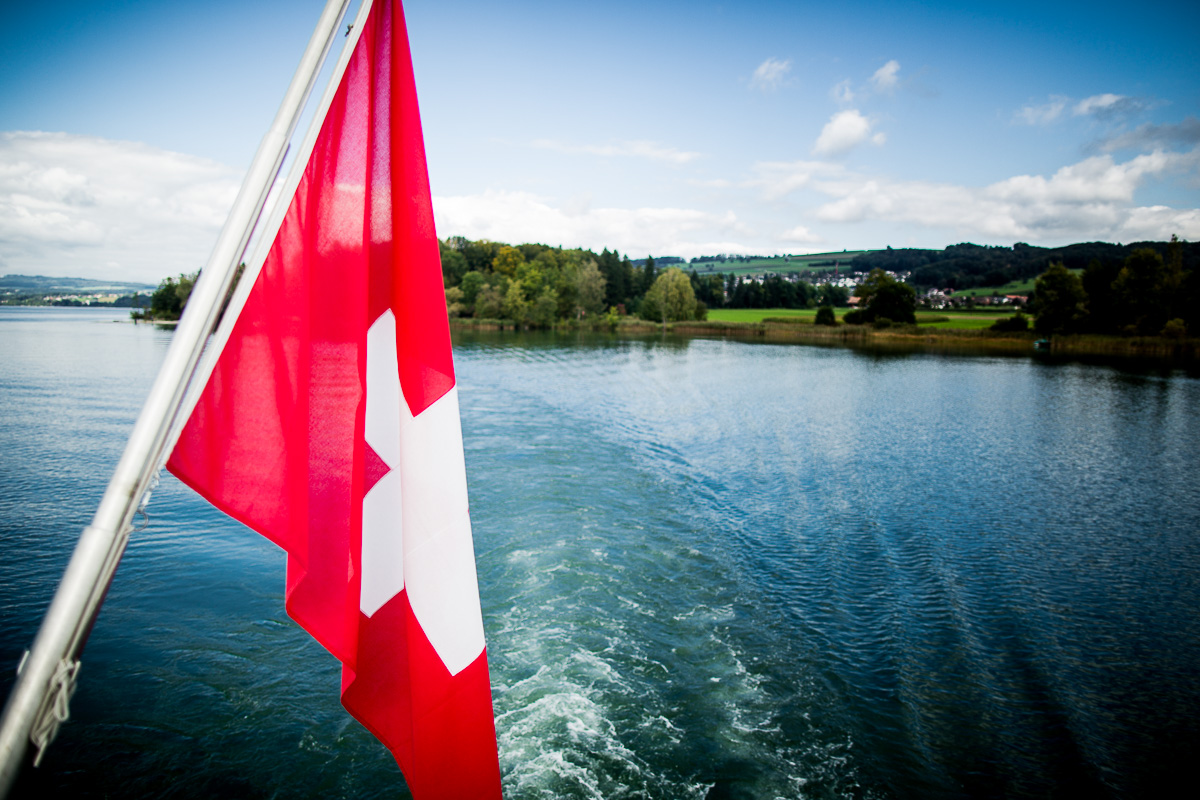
[439, 235, 1196, 336]
[437, 237, 846, 324]
[855, 240, 1200, 292]
[134, 235, 1195, 338]
[1030, 237, 1198, 336]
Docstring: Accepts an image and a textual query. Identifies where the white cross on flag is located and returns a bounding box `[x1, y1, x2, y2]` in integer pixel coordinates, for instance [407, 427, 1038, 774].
[167, 1, 501, 796]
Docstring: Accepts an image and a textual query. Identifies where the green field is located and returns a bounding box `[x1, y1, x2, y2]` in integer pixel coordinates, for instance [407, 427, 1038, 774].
[707, 308, 817, 323]
[948, 279, 1036, 298]
[687, 251, 870, 276]
[918, 312, 1012, 330]
[707, 307, 1017, 330]
[948, 270, 1080, 298]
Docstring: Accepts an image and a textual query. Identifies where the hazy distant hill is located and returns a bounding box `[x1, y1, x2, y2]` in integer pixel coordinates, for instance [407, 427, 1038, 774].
[0, 274, 155, 294]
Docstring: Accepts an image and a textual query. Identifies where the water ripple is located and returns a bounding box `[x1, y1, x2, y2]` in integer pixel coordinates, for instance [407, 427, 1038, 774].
[3, 320, 1199, 798]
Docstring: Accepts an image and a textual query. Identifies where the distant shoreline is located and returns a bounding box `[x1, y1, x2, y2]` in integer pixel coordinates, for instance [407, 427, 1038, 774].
[450, 317, 1200, 363]
[22, 306, 1189, 363]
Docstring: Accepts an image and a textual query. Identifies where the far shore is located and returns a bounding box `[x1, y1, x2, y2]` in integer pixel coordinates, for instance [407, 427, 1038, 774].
[95, 305, 1198, 364]
[450, 316, 1200, 363]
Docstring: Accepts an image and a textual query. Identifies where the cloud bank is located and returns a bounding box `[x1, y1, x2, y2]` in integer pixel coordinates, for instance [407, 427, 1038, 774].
[7, 130, 1196, 277]
[757, 149, 1200, 244]
[433, 189, 750, 260]
[0, 131, 239, 283]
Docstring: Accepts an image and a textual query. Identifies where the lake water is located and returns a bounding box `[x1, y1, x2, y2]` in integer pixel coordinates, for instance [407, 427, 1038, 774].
[1, 307, 1198, 799]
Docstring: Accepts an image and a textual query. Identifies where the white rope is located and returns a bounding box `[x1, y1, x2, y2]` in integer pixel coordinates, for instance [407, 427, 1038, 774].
[29, 659, 80, 767]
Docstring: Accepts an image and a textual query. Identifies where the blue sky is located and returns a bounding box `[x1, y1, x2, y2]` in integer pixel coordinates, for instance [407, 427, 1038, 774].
[2, 0, 1198, 283]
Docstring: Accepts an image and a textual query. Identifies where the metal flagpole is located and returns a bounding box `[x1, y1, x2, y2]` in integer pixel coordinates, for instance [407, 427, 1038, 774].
[0, 0, 353, 793]
[171, 0, 377, 448]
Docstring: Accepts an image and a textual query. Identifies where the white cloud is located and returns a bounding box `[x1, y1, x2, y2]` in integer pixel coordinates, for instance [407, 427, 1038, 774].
[433, 189, 752, 259]
[780, 225, 823, 244]
[812, 110, 884, 157]
[746, 147, 1200, 244]
[1018, 93, 1150, 126]
[830, 60, 900, 107]
[1117, 205, 1200, 241]
[988, 151, 1173, 204]
[562, 192, 592, 217]
[804, 149, 1200, 241]
[1073, 93, 1151, 120]
[751, 57, 792, 91]
[1073, 93, 1125, 116]
[830, 79, 855, 105]
[1015, 96, 1068, 125]
[0, 131, 240, 283]
[531, 138, 701, 165]
[870, 60, 900, 93]
[1098, 117, 1200, 152]
[746, 159, 846, 201]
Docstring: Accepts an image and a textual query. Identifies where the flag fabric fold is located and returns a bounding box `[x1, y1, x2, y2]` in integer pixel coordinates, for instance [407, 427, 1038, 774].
[167, 1, 500, 796]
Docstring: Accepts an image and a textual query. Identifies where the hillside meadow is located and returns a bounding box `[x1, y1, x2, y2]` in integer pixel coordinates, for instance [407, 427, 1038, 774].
[706, 308, 1014, 330]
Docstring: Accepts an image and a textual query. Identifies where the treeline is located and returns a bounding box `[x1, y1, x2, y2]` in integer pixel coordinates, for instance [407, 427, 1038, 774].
[1, 293, 145, 307]
[440, 238, 630, 323]
[439, 237, 850, 325]
[1031, 237, 1197, 337]
[144, 236, 1195, 338]
[696, 273, 848, 309]
[133, 272, 197, 321]
[0, 274, 151, 293]
[857, 240, 1200, 292]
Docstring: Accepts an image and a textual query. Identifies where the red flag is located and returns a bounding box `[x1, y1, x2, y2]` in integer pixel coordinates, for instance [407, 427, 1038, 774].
[167, 1, 501, 796]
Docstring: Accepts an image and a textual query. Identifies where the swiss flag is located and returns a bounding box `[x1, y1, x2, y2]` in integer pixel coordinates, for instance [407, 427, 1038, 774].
[166, 1, 501, 796]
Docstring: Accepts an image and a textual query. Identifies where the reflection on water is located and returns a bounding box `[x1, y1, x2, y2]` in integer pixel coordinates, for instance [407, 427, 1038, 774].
[2, 311, 1198, 798]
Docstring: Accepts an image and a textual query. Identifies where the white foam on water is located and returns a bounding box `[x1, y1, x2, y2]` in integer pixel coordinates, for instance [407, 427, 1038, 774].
[461, 340, 878, 798]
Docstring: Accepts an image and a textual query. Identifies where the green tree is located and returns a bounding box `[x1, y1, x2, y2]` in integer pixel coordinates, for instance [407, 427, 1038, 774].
[690, 272, 726, 309]
[458, 271, 486, 313]
[444, 286, 465, 318]
[638, 255, 658, 296]
[1112, 248, 1166, 334]
[570, 258, 606, 319]
[615, 256, 635, 308]
[853, 268, 916, 324]
[818, 284, 850, 307]
[597, 248, 626, 308]
[474, 284, 504, 319]
[990, 312, 1029, 332]
[515, 259, 546, 298]
[456, 238, 500, 273]
[640, 267, 698, 322]
[1164, 234, 1185, 320]
[1031, 262, 1087, 335]
[1081, 258, 1122, 333]
[815, 305, 837, 326]
[1161, 318, 1187, 339]
[492, 245, 525, 278]
[439, 241, 468, 286]
[149, 271, 197, 320]
[502, 279, 529, 323]
[529, 287, 559, 327]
